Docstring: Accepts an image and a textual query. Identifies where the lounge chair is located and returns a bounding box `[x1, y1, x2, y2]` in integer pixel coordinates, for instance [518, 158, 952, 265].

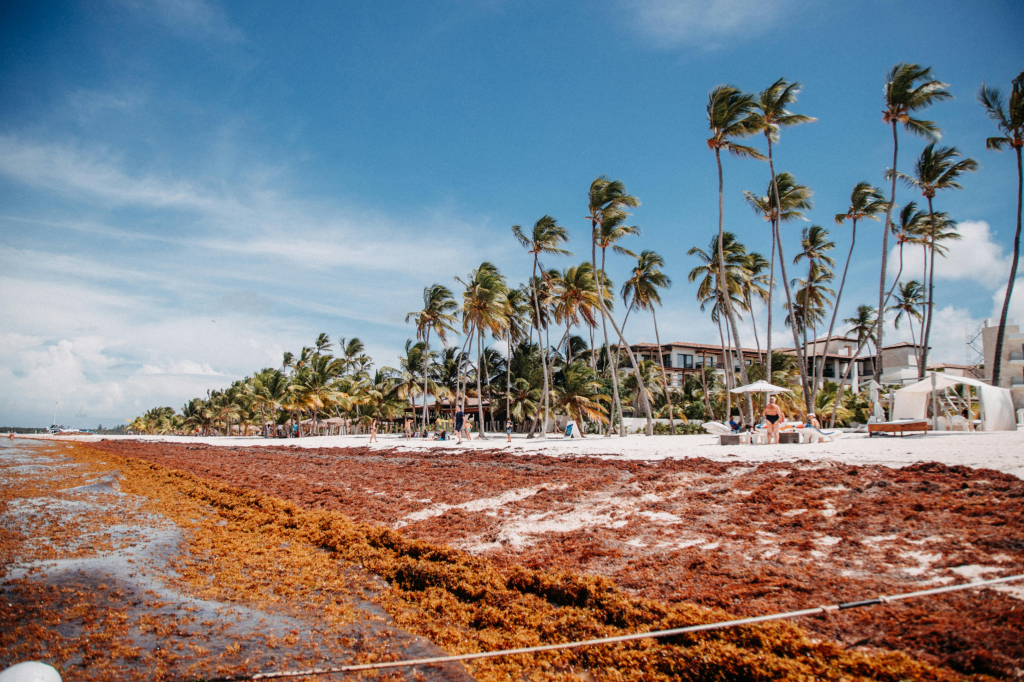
[803, 426, 839, 443]
[704, 421, 733, 436]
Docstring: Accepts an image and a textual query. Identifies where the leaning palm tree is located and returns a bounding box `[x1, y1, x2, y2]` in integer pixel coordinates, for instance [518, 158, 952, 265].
[749, 78, 815, 386]
[874, 63, 952, 383]
[823, 182, 886, 391]
[550, 262, 600, 365]
[707, 85, 764, 424]
[894, 143, 978, 377]
[512, 217, 571, 437]
[888, 280, 926, 351]
[587, 176, 653, 435]
[406, 284, 458, 430]
[887, 202, 927, 301]
[979, 72, 1024, 386]
[793, 225, 835, 407]
[744, 172, 814, 403]
[622, 250, 675, 433]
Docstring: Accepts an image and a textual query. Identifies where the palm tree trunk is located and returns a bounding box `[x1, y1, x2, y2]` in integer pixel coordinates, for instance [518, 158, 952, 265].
[992, 146, 1023, 387]
[767, 139, 810, 412]
[506, 335, 512, 423]
[596, 290, 653, 435]
[421, 329, 431, 431]
[652, 309, 674, 432]
[476, 327, 487, 438]
[717, 317, 729, 421]
[816, 220, 857, 400]
[875, 121, 899, 384]
[599, 247, 627, 436]
[714, 147, 754, 424]
[920, 195, 939, 380]
[700, 361, 714, 421]
[544, 324, 553, 432]
[528, 258, 549, 439]
[766, 219, 777, 383]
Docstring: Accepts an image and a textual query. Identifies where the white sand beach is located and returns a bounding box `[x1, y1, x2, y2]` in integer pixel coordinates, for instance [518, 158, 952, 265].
[22, 428, 1024, 479]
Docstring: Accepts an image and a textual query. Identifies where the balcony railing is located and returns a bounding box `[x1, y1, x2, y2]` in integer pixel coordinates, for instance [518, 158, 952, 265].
[1009, 351, 1023, 361]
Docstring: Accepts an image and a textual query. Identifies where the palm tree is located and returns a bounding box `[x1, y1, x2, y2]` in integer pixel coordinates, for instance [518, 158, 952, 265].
[550, 262, 600, 365]
[823, 182, 886, 391]
[587, 176, 653, 435]
[313, 333, 332, 357]
[749, 78, 816, 387]
[512, 217, 571, 437]
[688, 232, 749, 419]
[793, 225, 835, 406]
[888, 280, 926, 351]
[744, 172, 815, 403]
[979, 72, 1024, 386]
[828, 305, 877, 427]
[740, 251, 771, 361]
[406, 284, 458, 430]
[293, 354, 349, 434]
[894, 143, 978, 378]
[502, 287, 531, 423]
[874, 63, 952, 383]
[887, 202, 927, 301]
[707, 85, 764, 424]
[622, 250, 675, 433]
[458, 262, 510, 438]
[553, 363, 609, 435]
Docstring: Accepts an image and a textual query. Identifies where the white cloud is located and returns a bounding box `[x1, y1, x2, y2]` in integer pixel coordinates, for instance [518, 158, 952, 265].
[115, 0, 244, 43]
[622, 0, 798, 49]
[138, 360, 223, 376]
[989, 277, 1024, 327]
[889, 220, 1011, 289]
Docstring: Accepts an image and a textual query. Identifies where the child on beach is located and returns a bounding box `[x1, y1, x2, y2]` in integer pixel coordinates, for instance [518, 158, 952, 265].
[506, 419, 513, 443]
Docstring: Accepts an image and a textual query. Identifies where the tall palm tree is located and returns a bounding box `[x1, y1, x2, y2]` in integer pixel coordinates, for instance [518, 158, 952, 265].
[793, 225, 835, 406]
[744, 172, 814, 404]
[550, 262, 600, 365]
[895, 143, 978, 378]
[512, 217, 571, 437]
[587, 177, 653, 435]
[874, 63, 952, 383]
[406, 284, 458, 430]
[824, 182, 886, 391]
[622, 250, 675, 432]
[707, 85, 764, 424]
[979, 72, 1024, 386]
[688, 232, 749, 419]
[888, 280, 926, 351]
[829, 305, 877, 427]
[887, 202, 927, 301]
[749, 78, 816, 387]
[458, 262, 510, 438]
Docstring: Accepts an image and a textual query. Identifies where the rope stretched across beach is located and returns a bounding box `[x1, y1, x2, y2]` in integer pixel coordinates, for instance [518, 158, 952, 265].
[199, 573, 1024, 681]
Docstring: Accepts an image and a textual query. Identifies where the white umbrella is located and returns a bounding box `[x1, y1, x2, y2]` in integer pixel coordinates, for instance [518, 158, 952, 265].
[729, 380, 792, 394]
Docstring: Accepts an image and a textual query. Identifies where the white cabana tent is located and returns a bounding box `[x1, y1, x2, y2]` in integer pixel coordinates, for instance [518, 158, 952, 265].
[892, 372, 1016, 431]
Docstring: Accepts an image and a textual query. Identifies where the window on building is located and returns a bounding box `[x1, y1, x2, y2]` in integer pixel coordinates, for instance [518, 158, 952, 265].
[679, 353, 693, 369]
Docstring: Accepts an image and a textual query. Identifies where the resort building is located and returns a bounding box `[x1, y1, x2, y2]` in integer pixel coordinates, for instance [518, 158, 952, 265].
[622, 336, 961, 389]
[982, 320, 1024, 409]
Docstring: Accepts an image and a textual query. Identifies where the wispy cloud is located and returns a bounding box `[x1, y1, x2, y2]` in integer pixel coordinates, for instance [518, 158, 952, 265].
[115, 0, 244, 43]
[622, 0, 798, 50]
[889, 220, 1011, 290]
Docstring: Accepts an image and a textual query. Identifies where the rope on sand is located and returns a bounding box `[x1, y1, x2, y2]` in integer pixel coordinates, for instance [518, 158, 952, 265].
[199, 573, 1024, 680]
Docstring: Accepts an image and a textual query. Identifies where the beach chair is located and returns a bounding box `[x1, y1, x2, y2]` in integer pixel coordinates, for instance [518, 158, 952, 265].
[704, 421, 733, 436]
[803, 426, 839, 443]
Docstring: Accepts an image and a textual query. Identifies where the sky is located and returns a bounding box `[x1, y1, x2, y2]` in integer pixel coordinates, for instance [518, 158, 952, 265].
[1, 0, 1022, 427]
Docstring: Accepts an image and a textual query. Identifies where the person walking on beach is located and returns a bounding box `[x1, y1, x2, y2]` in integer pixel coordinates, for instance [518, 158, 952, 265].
[368, 419, 379, 444]
[762, 396, 785, 445]
[505, 419, 513, 443]
[454, 404, 465, 444]
[403, 418, 412, 441]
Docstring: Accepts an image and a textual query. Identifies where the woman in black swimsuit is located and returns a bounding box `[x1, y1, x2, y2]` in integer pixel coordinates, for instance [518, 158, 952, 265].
[763, 395, 785, 444]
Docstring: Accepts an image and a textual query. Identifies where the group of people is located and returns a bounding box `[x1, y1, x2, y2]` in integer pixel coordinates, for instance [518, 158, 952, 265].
[727, 395, 823, 445]
[366, 407, 516, 445]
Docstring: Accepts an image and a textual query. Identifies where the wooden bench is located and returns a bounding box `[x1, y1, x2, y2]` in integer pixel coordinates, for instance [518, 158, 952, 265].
[778, 431, 802, 444]
[719, 434, 744, 446]
[867, 420, 929, 437]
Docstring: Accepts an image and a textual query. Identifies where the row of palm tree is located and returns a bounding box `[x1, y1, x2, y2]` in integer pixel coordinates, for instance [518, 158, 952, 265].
[134, 68, 1021, 434]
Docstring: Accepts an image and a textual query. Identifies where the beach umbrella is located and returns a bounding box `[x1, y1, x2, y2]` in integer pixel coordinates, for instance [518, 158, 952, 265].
[729, 380, 792, 394]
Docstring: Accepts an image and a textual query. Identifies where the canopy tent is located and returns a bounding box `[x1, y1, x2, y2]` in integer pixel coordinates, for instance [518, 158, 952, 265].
[729, 380, 792, 394]
[892, 373, 1016, 431]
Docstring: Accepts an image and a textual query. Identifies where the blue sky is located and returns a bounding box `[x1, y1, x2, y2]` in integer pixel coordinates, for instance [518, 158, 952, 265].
[1, 0, 1022, 426]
